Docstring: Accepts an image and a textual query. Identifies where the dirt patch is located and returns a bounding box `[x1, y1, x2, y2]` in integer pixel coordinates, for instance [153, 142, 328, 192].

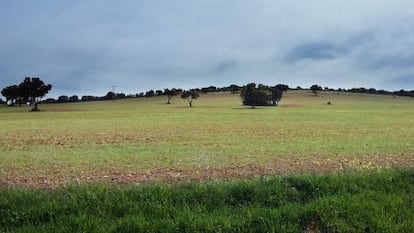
[279, 104, 300, 108]
[46, 108, 86, 112]
[1, 153, 413, 189]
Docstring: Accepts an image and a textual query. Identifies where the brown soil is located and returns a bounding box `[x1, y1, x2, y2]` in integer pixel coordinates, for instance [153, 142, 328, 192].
[279, 104, 300, 108]
[1, 153, 413, 189]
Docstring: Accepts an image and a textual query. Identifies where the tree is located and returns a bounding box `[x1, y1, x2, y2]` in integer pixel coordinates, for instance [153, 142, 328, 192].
[240, 83, 283, 108]
[310, 84, 322, 96]
[229, 84, 241, 94]
[181, 90, 199, 107]
[69, 95, 79, 102]
[164, 88, 177, 104]
[274, 84, 289, 92]
[155, 90, 163, 96]
[103, 91, 116, 100]
[1, 85, 22, 106]
[19, 77, 52, 111]
[58, 95, 69, 103]
[145, 90, 155, 97]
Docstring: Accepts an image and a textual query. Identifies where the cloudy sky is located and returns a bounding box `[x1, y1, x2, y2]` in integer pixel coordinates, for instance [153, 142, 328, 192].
[1, 0, 414, 97]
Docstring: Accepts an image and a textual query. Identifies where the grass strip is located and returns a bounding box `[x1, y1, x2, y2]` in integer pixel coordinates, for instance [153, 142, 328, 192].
[1, 169, 413, 232]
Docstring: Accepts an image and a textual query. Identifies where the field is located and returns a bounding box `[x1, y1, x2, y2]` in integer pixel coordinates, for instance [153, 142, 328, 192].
[0, 91, 413, 187]
[1, 91, 414, 232]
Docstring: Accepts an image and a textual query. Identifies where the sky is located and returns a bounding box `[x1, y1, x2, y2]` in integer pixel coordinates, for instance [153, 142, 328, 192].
[1, 0, 414, 98]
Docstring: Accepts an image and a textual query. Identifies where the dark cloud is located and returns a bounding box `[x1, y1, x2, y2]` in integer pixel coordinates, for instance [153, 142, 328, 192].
[285, 42, 347, 63]
[1, 1, 414, 97]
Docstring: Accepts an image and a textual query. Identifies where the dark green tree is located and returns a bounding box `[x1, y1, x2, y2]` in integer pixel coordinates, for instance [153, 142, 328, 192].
[310, 84, 322, 96]
[145, 90, 155, 97]
[274, 84, 289, 91]
[229, 84, 241, 94]
[1, 85, 22, 106]
[181, 90, 199, 107]
[19, 77, 52, 111]
[240, 83, 283, 108]
[164, 88, 177, 104]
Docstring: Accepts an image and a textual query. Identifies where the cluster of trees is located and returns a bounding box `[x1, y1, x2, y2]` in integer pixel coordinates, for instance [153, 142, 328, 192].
[1, 77, 52, 111]
[2, 80, 413, 110]
[240, 83, 284, 108]
[344, 87, 414, 97]
[304, 84, 414, 97]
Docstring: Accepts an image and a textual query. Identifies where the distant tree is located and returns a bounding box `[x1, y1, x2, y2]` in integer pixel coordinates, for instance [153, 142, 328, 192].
[368, 88, 377, 94]
[69, 95, 79, 102]
[271, 88, 283, 105]
[274, 84, 289, 92]
[201, 86, 217, 93]
[240, 83, 258, 108]
[145, 90, 155, 97]
[156, 90, 163, 96]
[200, 87, 209, 94]
[19, 77, 52, 111]
[58, 95, 69, 103]
[43, 98, 57, 104]
[1, 85, 22, 106]
[181, 90, 199, 107]
[229, 84, 241, 94]
[240, 83, 283, 108]
[104, 91, 116, 100]
[310, 84, 322, 96]
[164, 88, 177, 104]
[117, 93, 126, 99]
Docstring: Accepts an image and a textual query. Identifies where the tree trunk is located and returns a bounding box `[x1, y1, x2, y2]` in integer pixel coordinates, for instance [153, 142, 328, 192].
[31, 98, 39, 111]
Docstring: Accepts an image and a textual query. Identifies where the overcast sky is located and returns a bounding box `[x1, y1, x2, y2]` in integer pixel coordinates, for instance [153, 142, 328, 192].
[1, 0, 414, 97]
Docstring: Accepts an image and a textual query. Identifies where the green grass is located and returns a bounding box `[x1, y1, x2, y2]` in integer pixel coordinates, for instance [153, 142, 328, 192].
[0, 91, 413, 186]
[1, 169, 413, 232]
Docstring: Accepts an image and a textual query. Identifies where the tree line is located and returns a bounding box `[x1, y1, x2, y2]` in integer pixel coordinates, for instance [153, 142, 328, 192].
[2, 78, 413, 110]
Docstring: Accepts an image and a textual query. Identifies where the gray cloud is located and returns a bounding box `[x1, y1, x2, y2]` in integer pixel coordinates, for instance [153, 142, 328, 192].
[285, 42, 347, 63]
[1, 0, 414, 98]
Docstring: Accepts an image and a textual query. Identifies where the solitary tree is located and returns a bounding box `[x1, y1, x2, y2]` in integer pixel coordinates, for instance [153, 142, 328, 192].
[181, 90, 199, 107]
[164, 88, 177, 104]
[310, 84, 322, 96]
[19, 77, 52, 111]
[240, 83, 283, 108]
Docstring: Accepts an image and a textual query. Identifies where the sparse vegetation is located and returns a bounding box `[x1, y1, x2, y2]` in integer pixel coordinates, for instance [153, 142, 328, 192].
[181, 90, 200, 107]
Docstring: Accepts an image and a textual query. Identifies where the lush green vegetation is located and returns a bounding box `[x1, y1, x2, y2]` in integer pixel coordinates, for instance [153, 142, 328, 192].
[1, 169, 413, 232]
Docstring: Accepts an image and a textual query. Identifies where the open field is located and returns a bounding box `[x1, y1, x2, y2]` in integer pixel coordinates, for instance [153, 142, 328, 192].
[0, 91, 413, 187]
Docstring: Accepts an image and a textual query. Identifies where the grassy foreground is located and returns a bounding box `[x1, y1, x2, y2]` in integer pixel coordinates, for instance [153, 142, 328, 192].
[1, 169, 413, 233]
